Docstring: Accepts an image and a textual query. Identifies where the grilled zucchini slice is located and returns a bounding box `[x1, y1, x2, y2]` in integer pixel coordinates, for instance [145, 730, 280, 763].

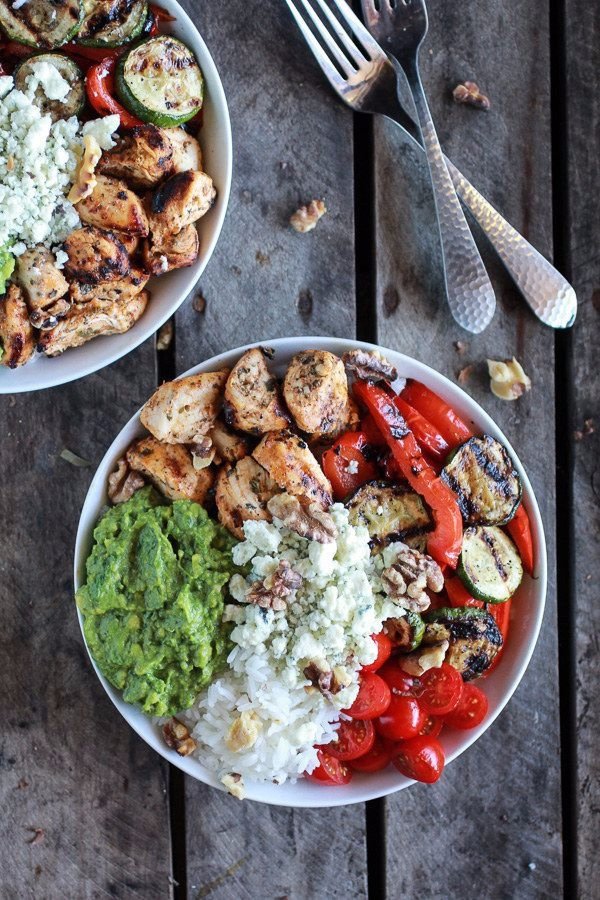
[77, 0, 147, 47]
[458, 526, 523, 603]
[0, 0, 83, 48]
[346, 480, 431, 548]
[116, 36, 204, 126]
[14, 54, 84, 121]
[442, 435, 522, 526]
[424, 607, 503, 680]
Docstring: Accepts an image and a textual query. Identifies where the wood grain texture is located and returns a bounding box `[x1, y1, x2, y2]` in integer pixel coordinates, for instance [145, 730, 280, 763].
[373, 0, 563, 896]
[0, 347, 174, 900]
[173, 3, 366, 898]
[564, 0, 600, 892]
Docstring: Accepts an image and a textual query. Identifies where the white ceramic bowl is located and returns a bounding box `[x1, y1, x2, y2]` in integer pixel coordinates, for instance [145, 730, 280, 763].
[74, 337, 547, 807]
[0, 1, 232, 394]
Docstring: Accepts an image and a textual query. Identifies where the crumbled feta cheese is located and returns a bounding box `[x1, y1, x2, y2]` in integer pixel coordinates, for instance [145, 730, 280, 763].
[25, 61, 71, 102]
[346, 459, 359, 475]
[82, 114, 121, 151]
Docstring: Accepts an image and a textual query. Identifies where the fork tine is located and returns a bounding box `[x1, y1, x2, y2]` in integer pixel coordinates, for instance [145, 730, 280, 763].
[359, 0, 382, 31]
[296, 0, 357, 76]
[284, 0, 348, 91]
[328, 0, 386, 58]
[311, 0, 369, 69]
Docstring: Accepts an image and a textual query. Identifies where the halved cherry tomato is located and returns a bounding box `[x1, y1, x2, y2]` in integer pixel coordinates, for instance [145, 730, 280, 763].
[306, 749, 352, 785]
[445, 575, 485, 609]
[378, 661, 422, 697]
[350, 736, 395, 773]
[401, 381, 473, 448]
[392, 736, 445, 783]
[353, 381, 463, 568]
[391, 395, 449, 462]
[506, 505, 534, 575]
[376, 694, 426, 741]
[486, 599, 511, 675]
[324, 718, 375, 761]
[345, 673, 391, 720]
[361, 632, 393, 673]
[418, 715, 443, 738]
[321, 431, 379, 501]
[419, 663, 463, 716]
[86, 57, 143, 128]
[444, 683, 489, 730]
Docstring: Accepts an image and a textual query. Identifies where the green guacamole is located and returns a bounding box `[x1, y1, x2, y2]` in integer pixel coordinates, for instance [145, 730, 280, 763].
[76, 487, 236, 717]
[0, 247, 14, 296]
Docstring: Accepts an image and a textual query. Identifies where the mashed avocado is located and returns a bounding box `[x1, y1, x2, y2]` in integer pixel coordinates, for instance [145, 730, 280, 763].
[0, 247, 14, 296]
[76, 487, 236, 717]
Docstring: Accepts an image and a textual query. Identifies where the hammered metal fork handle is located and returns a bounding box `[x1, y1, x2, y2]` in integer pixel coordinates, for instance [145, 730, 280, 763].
[444, 158, 577, 327]
[398, 58, 496, 333]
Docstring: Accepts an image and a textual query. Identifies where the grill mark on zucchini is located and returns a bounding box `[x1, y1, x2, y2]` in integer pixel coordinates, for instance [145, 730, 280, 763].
[470, 440, 516, 499]
[442, 435, 522, 526]
[480, 528, 510, 582]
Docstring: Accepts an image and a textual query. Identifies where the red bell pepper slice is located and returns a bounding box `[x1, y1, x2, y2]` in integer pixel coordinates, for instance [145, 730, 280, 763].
[392, 395, 449, 462]
[63, 43, 123, 63]
[150, 2, 176, 21]
[445, 575, 484, 609]
[85, 57, 143, 129]
[486, 599, 511, 674]
[321, 431, 379, 502]
[506, 505, 534, 575]
[353, 381, 463, 568]
[401, 381, 473, 448]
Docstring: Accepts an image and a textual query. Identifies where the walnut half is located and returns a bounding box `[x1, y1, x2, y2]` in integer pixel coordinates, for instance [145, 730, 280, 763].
[303, 661, 351, 697]
[244, 559, 303, 611]
[290, 199, 327, 233]
[382, 545, 444, 613]
[162, 718, 197, 757]
[108, 457, 145, 504]
[267, 492, 337, 544]
[487, 357, 531, 401]
[342, 349, 398, 383]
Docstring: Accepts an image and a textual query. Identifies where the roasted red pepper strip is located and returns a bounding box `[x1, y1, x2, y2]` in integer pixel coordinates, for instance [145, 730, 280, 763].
[445, 575, 484, 609]
[486, 599, 511, 674]
[0, 40, 32, 59]
[392, 395, 449, 462]
[401, 381, 473, 448]
[353, 381, 463, 568]
[506, 505, 534, 575]
[63, 43, 123, 63]
[85, 57, 143, 129]
[150, 3, 176, 21]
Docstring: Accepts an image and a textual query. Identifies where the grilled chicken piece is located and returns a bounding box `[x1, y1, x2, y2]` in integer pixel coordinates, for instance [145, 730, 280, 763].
[119, 233, 140, 256]
[0, 284, 35, 368]
[140, 370, 229, 444]
[283, 350, 349, 437]
[141, 224, 199, 276]
[224, 348, 289, 435]
[215, 457, 279, 539]
[64, 226, 130, 284]
[38, 291, 148, 356]
[77, 175, 149, 236]
[69, 267, 149, 305]
[253, 430, 332, 508]
[15, 245, 70, 329]
[98, 124, 174, 189]
[148, 170, 216, 236]
[168, 128, 203, 173]
[210, 419, 249, 464]
[126, 436, 214, 503]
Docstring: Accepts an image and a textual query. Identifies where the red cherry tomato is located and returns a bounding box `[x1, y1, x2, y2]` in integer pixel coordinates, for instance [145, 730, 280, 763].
[345, 673, 391, 720]
[361, 632, 393, 673]
[419, 663, 464, 716]
[324, 718, 375, 761]
[376, 693, 427, 741]
[444, 683, 489, 730]
[350, 736, 395, 773]
[378, 661, 423, 697]
[306, 749, 353, 785]
[418, 715, 443, 738]
[392, 736, 445, 784]
[321, 431, 379, 501]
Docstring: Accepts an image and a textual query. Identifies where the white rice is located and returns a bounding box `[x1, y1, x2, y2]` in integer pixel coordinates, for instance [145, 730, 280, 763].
[181, 504, 408, 791]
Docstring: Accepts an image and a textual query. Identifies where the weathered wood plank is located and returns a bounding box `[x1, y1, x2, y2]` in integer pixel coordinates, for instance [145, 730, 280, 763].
[173, 3, 365, 898]
[0, 347, 174, 899]
[373, 0, 563, 895]
[564, 0, 600, 893]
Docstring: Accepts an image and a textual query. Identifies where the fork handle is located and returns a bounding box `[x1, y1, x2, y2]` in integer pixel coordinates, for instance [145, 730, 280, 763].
[397, 57, 496, 333]
[443, 158, 577, 327]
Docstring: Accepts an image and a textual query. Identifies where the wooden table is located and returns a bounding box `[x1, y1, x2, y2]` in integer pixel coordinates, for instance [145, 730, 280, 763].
[1, 1, 597, 897]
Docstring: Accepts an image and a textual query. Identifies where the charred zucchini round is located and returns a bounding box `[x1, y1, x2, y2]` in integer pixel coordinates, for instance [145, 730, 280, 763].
[424, 607, 503, 680]
[441, 435, 522, 526]
[0, 0, 83, 48]
[346, 480, 431, 548]
[14, 54, 85, 121]
[77, 0, 147, 48]
[115, 35, 204, 126]
[458, 526, 523, 603]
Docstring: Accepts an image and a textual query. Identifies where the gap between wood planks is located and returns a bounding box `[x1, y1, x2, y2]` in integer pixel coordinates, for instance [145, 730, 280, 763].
[549, 0, 578, 895]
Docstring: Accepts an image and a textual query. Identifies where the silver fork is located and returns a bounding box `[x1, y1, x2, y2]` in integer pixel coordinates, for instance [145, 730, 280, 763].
[361, 0, 495, 333]
[284, 0, 577, 329]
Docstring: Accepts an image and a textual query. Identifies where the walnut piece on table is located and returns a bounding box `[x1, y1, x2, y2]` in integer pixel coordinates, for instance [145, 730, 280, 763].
[221, 773, 246, 800]
[290, 199, 327, 233]
[487, 356, 531, 400]
[381, 545, 444, 613]
[244, 559, 303, 611]
[452, 81, 491, 110]
[162, 718, 197, 757]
